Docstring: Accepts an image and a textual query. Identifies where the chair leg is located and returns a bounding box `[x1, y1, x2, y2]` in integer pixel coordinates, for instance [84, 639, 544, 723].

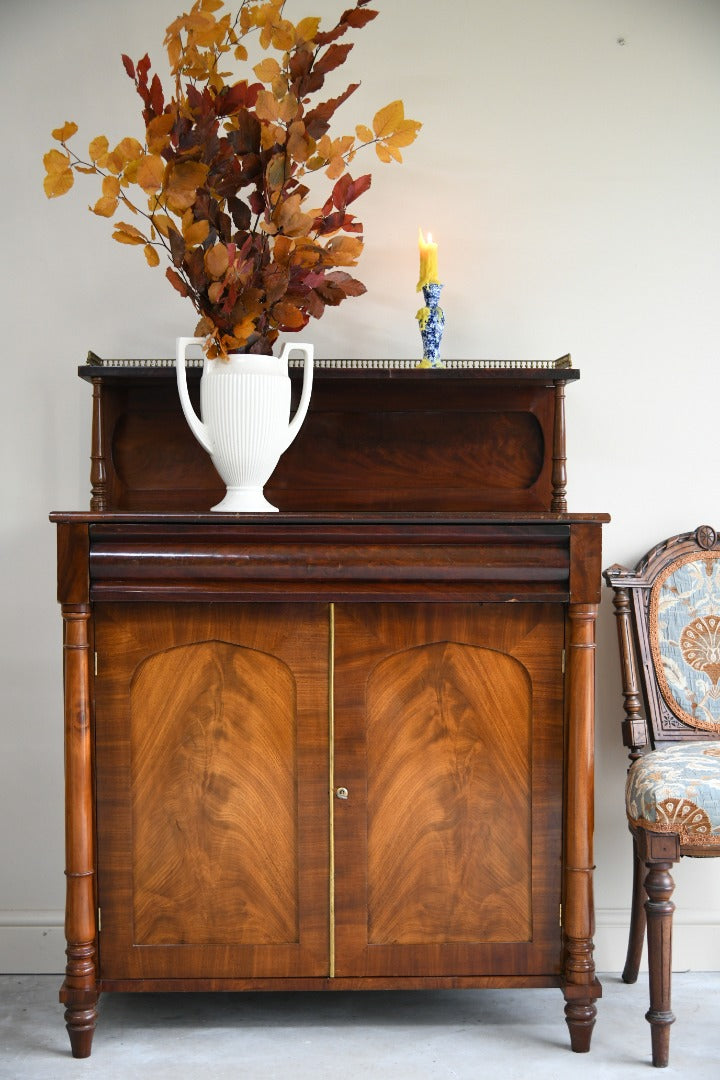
[644, 859, 676, 1068]
[622, 837, 647, 983]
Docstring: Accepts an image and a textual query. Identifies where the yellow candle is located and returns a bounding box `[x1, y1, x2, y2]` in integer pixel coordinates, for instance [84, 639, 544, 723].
[417, 228, 439, 291]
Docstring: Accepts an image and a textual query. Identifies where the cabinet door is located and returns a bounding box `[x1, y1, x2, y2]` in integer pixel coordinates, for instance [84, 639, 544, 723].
[333, 603, 564, 978]
[95, 603, 330, 980]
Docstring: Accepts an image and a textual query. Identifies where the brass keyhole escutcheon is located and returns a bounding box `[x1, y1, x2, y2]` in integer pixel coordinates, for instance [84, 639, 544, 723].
[336, 787, 349, 800]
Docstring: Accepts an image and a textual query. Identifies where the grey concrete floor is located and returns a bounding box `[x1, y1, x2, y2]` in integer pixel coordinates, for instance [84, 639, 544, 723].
[0, 974, 717, 1079]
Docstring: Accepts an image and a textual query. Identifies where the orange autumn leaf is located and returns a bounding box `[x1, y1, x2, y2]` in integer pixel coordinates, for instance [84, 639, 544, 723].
[92, 194, 118, 217]
[184, 218, 210, 247]
[254, 57, 281, 83]
[324, 235, 363, 266]
[43, 149, 74, 197]
[88, 135, 109, 164]
[204, 243, 230, 278]
[271, 299, 307, 330]
[52, 121, 78, 142]
[146, 114, 175, 153]
[102, 175, 121, 198]
[144, 243, 160, 266]
[137, 154, 166, 194]
[112, 221, 147, 245]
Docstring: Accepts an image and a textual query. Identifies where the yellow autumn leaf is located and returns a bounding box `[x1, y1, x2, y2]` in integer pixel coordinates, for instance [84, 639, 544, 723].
[112, 221, 147, 245]
[184, 219, 210, 247]
[372, 100, 405, 139]
[136, 154, 166, 194]
[271, 20, 295, 51]
[102, 175, 121, 199]
[43, 149, 71, 176]
[326, 155, 346, 179]
[375, 143, 395, 164]
[43, 167, 74, 198]
[295, 16, 320, 44]
[384, 119, 422, 149]
[143, 244, 160, 267]
[254, 57, 281, 83]
[88, 135, 109, 164]
[91, 195, 117, 217]
[234, 44, 248, 61]
[204, 243, 230, 278]
[113, 137, 144, 166]
[355, 124, 374, 144]
[52, 121, 78, 142]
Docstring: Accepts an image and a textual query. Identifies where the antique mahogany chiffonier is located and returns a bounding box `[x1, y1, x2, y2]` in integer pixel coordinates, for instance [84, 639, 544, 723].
[51, 355, 607, 1058]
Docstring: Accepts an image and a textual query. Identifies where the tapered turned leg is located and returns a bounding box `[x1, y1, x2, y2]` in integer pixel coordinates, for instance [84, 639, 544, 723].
[644, 860, 676, 1068]
[623, 839, 647, 984]
[563, 986, 597, 1053]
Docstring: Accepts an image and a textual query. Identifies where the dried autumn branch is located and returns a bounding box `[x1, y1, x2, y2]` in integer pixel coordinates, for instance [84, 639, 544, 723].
[44, 0, 421, 358]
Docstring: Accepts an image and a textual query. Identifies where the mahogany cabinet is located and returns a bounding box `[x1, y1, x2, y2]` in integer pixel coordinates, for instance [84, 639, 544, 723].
[52, 359, 607, 1057]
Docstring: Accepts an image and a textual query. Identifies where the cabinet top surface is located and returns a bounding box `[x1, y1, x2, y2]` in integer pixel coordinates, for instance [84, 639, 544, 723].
[50, 510, 609, 526]
[78, 358, 580, 383]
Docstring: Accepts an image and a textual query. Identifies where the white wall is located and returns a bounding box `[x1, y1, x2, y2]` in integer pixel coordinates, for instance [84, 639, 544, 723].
[2, 0, 719, 973]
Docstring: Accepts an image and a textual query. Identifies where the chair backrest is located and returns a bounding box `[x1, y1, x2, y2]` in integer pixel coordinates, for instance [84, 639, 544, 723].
[604, 525, 720, 760]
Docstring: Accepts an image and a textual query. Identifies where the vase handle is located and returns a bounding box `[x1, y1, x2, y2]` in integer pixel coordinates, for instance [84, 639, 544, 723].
[282, 343, 314, 450]
[176, 337, 214, 455]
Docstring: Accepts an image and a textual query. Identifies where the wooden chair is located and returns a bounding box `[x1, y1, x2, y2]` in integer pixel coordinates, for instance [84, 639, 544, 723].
[604, 525, 720, 1067]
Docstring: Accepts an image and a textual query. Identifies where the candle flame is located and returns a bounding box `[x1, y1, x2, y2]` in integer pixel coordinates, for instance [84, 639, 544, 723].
[427, 232, 433, 244]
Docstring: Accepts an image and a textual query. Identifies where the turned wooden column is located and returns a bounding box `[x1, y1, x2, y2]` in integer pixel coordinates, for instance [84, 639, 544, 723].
[551, 380, 568, 512]
[89, 378, 107, 511]
[562, 602, 599, 1052]
[56, 523, 96, 1058]
[59, 604, 97, 1057]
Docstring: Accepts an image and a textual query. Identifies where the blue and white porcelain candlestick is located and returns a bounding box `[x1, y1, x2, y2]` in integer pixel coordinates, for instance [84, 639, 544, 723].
[416, 282, 445, 368]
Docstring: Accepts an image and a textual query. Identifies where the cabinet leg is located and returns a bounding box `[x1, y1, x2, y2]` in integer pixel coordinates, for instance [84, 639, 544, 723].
[64, 1003, 97, 1059]
[60, 605, 98, 1057]
[564, 996, 597, 1053]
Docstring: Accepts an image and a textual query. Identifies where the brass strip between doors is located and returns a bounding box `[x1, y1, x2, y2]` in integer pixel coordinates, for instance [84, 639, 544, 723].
[329, 602, 336, 979]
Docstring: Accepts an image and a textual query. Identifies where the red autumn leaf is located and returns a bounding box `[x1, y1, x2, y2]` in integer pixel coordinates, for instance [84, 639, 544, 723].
[137, 53, 151, 86]
[149, 74, 164, 116]
[331, 171, 372, 211]
[121, 54, 135, 80]
[304, 84, 360, 140]
[341, 8, 378, 29]
[313, 43, 353, 79]
[166, 267, 190, 298]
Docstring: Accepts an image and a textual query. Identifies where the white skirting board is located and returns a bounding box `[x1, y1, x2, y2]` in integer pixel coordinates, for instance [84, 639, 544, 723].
[2, 909, 720, 975]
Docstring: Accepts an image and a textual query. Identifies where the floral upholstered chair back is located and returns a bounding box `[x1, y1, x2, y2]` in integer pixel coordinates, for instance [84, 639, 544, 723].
[650, 545, 720, 737]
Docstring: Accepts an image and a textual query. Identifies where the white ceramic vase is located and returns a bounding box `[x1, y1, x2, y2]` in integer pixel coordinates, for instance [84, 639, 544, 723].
[176, 336, 314, 512]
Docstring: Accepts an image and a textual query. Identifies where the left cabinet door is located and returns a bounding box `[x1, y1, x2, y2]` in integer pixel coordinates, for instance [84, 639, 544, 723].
[94, 602, 330, 981]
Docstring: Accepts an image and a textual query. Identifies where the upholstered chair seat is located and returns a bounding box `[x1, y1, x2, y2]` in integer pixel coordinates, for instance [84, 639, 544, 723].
[626, 742, 720, 848]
